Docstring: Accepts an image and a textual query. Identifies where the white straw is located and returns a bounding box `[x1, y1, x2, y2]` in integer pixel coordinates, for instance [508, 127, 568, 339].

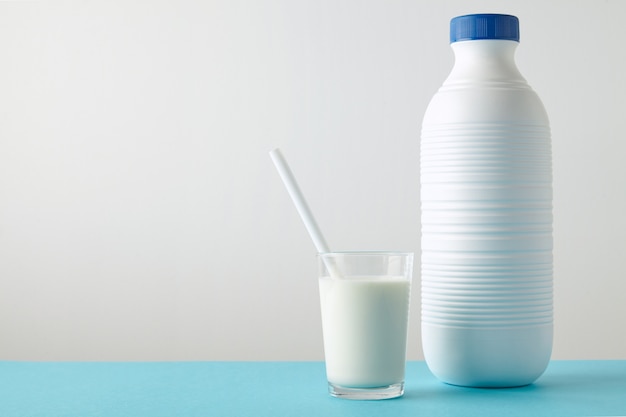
[269, 148, 340, 277]
[269, 148, 330, 253]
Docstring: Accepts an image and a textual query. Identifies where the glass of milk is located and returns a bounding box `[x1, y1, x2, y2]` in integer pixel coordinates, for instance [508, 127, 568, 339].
[318, 251, 413, 400]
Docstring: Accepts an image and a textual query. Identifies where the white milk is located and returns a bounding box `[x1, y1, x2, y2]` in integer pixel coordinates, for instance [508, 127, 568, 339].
[319, 276, 411, 388]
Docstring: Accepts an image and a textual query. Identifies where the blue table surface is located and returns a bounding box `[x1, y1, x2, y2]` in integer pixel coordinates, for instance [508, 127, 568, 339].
[0, 360, 625, 417]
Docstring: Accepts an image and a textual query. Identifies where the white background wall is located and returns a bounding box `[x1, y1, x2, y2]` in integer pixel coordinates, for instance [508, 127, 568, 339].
[1, 0, 625, 361]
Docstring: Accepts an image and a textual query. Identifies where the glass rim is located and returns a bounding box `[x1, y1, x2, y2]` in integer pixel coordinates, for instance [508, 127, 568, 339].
[318, 251, 413, 258]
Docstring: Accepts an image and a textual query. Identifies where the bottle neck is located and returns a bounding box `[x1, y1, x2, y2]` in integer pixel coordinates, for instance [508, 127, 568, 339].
[444, 40, 526, 87]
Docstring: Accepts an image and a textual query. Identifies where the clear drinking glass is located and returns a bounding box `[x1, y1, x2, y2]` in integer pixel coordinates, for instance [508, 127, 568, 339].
[318, 252, 414, 400]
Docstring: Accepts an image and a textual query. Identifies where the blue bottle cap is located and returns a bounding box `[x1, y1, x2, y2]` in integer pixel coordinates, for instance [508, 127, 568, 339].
[450, 14, 519, 43]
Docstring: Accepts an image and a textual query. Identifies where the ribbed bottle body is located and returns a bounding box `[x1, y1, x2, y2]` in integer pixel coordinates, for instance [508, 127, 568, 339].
[420, 39, 553, 387]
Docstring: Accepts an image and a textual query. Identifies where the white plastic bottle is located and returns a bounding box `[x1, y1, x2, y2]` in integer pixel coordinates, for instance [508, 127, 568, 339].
[420, 14, 552, 387]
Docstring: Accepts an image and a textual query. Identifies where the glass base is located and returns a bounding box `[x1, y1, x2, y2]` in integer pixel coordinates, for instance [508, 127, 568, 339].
[328, 382, 404, 400]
